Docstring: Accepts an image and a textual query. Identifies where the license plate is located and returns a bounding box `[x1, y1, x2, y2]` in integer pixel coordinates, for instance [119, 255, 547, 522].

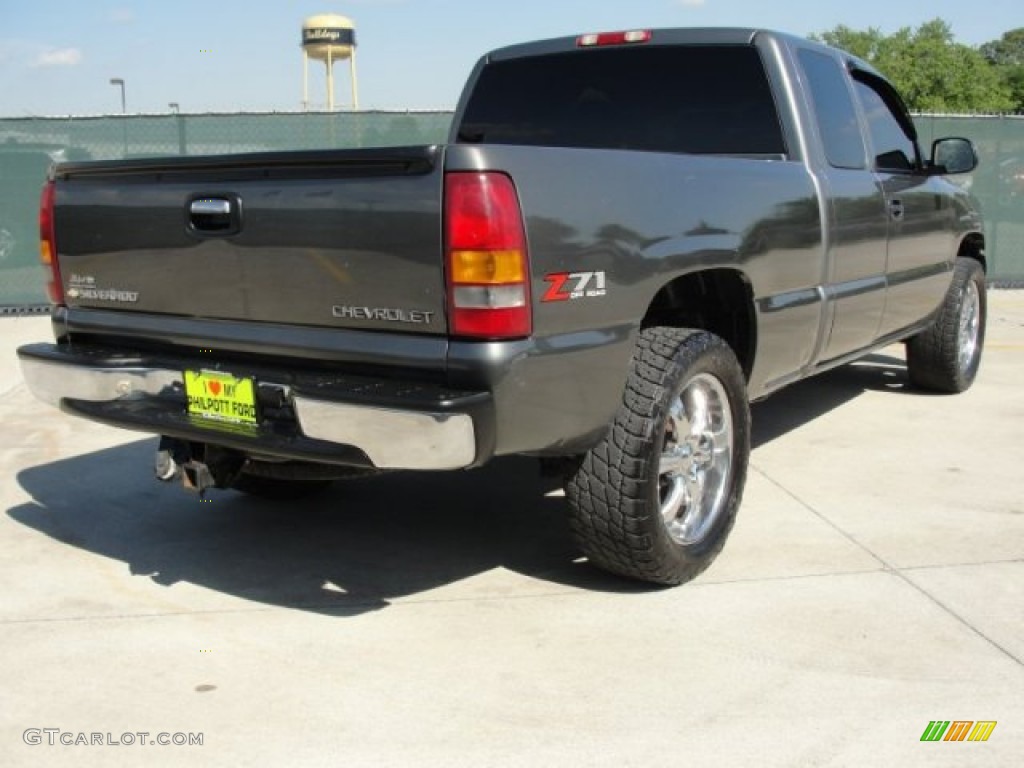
[184, 370, 257, 425]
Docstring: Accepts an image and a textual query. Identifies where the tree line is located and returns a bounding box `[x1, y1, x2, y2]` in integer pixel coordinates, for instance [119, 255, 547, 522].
[813, 19, 1024, 113]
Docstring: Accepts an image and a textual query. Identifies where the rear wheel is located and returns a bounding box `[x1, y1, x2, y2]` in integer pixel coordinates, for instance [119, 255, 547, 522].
[906, 257, 986, 393]
[565, 327, 750, 586]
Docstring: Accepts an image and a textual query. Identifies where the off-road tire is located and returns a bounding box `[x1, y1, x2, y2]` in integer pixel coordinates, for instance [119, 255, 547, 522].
[565, 328, 750, 586]
[906, 257, 986, 393]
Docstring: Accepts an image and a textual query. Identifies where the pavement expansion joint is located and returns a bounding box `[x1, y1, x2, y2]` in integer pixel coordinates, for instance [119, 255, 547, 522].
[750, 462, 1024, 669]
[899, 557, 1024, 572]
[0, 382, 26, 400]
[749, 462, 891, 570]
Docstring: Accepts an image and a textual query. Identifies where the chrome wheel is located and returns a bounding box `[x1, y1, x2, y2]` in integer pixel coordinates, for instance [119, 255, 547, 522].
[658, 373, 733, 545]
[957, 280, 981, 375]
[566, 327, 750, 585]
[906, 257, 986, 394]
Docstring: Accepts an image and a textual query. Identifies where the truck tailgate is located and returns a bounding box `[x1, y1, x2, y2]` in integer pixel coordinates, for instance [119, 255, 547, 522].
[52, 146, 447, 334]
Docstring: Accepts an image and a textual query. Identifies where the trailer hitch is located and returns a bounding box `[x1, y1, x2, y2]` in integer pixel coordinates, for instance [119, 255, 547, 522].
[155, 437, 244, 496]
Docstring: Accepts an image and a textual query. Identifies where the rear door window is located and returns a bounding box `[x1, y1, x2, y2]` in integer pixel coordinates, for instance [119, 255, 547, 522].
[796, 48, 867, 170]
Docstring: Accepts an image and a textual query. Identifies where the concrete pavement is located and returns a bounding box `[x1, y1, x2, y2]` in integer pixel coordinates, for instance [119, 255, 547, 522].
[1, 295, 1022, 767]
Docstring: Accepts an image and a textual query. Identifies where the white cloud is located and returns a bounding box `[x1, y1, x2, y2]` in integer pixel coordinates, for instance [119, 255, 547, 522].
[32, 48, 83, 68]
[109, 8, 136, 24]
[676, 0, 707, 6]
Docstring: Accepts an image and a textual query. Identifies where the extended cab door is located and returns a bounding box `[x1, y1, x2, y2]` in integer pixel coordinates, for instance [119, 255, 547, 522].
[850, 73, 956, 337]
[794, 47, 890, 362]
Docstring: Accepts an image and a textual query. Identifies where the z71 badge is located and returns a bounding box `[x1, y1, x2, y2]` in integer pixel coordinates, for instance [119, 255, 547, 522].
[542, 271, 607, 302]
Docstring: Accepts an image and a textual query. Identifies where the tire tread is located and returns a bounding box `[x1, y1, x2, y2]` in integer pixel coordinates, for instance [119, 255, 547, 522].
[566, 327, 749, 585]
[907, 257, 986, 393]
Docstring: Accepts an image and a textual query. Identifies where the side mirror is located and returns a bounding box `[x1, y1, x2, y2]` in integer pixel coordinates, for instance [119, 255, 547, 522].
[931, 137, 978, 175]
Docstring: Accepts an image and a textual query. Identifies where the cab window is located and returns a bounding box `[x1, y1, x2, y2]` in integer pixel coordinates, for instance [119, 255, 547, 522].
[458, 45, 786, 157]
[852, 78, 919, 172]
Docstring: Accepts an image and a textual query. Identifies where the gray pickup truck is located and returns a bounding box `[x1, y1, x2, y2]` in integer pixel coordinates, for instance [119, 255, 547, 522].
[18, 28, 986, 586]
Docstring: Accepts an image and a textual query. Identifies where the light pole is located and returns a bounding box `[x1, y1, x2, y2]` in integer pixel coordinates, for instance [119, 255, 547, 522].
[109, 78, 125, 113]
[110, 78, 126, 157]
[169, 103, 186, 155]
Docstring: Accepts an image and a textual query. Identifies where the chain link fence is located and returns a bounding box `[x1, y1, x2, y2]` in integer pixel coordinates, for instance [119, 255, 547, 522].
[1, 112, 1021, 308]
[0, 111, 453, 308]
[915, 115, 1024, 287]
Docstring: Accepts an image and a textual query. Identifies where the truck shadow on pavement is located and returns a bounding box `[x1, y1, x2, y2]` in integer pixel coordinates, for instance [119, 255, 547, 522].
[9, 352, 915, 616]
[9, 447, 596, 617]
[751, 352, 909, 448]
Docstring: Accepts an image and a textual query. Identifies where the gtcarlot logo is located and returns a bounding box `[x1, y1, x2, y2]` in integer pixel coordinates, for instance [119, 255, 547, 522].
[23, 729, 203, 747]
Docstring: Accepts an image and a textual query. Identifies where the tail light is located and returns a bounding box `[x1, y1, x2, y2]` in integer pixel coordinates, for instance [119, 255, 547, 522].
[39, 179, 64, 305]
[444, 172, 531, 339]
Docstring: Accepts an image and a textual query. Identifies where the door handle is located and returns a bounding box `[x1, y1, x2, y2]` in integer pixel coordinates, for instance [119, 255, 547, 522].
[888, 198, 905, 221]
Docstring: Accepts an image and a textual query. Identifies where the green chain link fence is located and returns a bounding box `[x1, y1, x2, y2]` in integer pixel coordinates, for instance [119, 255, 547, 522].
[0, 111, 453, 308]
[915, 115, 1024, 286]
[1, 111, 1021, 308]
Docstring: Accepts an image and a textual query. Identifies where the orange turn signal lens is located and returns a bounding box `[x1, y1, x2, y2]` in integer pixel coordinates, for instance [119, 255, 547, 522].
[450, 249, 526, 284]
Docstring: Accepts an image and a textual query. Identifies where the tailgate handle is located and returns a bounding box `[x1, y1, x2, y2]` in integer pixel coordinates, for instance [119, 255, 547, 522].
[188, 197, 237, 233]
[191, 199, 231, 217]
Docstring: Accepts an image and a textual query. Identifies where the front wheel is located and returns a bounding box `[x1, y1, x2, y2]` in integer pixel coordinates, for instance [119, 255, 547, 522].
[906, 257, 986, 393]
[565, 328, 751, 586]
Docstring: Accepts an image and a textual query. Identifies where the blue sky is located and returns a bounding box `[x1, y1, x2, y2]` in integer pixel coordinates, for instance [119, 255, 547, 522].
[0, 0, 1020, 116]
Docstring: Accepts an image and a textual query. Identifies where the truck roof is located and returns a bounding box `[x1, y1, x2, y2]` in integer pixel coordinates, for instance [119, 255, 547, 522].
[483, 26, 876, 75]
[488, 27, 772, 61]
[484, 26, 884, 87]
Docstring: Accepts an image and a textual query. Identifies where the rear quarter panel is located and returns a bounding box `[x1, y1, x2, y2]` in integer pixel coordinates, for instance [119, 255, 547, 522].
[444, 144, 823, 455]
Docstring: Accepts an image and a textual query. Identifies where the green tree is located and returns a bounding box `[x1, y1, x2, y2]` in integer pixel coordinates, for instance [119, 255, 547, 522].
[813, 24, 885, 61]
[980, 28, 1024, 111]
[814, 19, 1015, 113]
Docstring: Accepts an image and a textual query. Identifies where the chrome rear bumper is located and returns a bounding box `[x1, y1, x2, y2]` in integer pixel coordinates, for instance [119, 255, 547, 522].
[291, 398, 475, 469]
[18, 345, 480, 471]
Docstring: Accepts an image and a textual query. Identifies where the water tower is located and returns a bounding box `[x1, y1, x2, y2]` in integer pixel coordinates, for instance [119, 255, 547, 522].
[301, 14, 359, 111]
